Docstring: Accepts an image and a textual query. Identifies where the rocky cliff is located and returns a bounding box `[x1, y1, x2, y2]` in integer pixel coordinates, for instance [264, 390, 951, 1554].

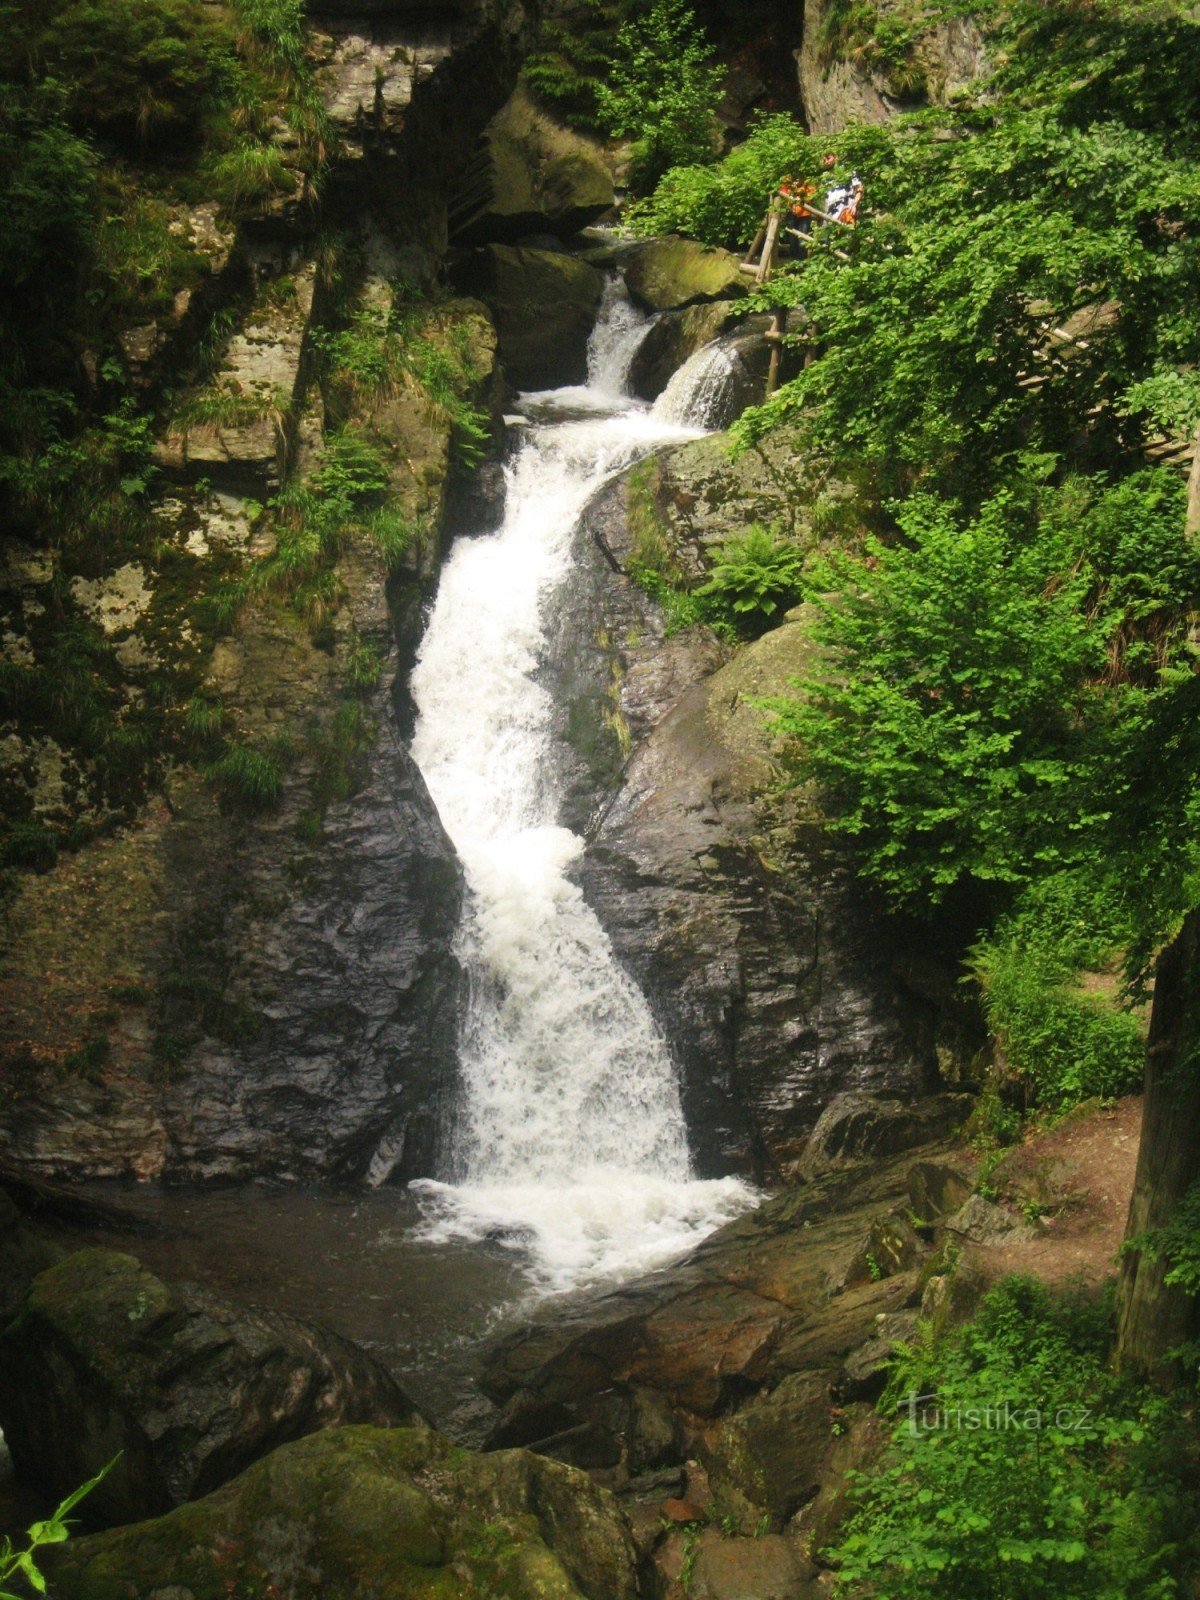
[797, 0, 987, 135]
[541, 431, 953, 1180]
[0, 0, 536, 1183]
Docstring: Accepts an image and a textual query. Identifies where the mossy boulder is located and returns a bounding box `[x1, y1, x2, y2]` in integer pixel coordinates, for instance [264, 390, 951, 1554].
[45, 1425, 640, 1600]
[623, 236, 747, 313]
[0, 1249, 419, 1528]
[452, 80, 615, 244]
[627, 302, 736, 401]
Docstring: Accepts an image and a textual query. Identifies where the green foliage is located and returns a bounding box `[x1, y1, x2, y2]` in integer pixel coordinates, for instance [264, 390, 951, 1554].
[0, 1458, 113, 1599]
[203, 140, 292, 213]
[695, 525, 807, 636]
[764, 485, 1099, 907]
[343, 633, 384, 694]
[729, 8, 1200, 513]
[628, 114, 811, 249]
[315, 292, 490, 469]
[594, 0, 723, 192]
[205, 739, 289, 812]
[11, 0, 231, 148]
[184, 693, 226, 750]
[764, 453, 1200, 969]
[0, 97, 98, 295]
[970, 876, 1147, 1107]
[829, 1277, 1200, 1599]
[523, 0, 638, 132]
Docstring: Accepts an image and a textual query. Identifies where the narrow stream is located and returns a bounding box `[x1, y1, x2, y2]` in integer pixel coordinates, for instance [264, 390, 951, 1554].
[408, 283, 755, 1293]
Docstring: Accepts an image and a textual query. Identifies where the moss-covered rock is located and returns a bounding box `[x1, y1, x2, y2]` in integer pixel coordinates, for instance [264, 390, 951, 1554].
[0, 1249, 419, 1527]
[45, 1425, 640, 1600]
[623, 236, 747, 313]
[452, 80, 615, 245]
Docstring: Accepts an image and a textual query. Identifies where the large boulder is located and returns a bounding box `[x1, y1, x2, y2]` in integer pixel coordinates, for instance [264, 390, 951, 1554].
[628, 302, 737, 401]
[706, 1370, 832, 1531]
[45, 1425, 640, 1600]
[450, 80, 614, 244]
[623, 236, 747, 312]
[797, 1091, 975, 1181]
[689, 1528, 818, 1600]
[451, 244, 605, 389]
[0, 1249, 420, 1527]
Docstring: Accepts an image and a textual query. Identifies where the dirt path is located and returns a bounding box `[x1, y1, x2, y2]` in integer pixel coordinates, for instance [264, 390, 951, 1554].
[974, 1095, 1142, 1289]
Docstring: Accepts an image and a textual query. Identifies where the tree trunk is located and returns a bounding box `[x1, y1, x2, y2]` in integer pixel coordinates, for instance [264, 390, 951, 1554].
[1186, 422, 1200, 543]
[1116, 906, 1200, 1379]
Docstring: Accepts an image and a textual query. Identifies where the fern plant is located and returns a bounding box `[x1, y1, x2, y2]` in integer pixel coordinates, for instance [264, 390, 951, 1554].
[695, 525, 807, 636]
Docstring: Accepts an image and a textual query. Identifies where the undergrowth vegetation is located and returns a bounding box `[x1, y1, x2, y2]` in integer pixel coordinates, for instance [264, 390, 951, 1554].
[830, 1278, 1200, 1597]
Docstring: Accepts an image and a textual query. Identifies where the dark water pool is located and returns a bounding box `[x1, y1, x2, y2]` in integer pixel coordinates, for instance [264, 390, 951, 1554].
[39, 1183, 560, 1438]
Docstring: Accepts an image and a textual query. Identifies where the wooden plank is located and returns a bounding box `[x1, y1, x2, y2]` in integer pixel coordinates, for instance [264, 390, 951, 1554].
[742, 221, 767, 269]
[756, 211, 782, 286]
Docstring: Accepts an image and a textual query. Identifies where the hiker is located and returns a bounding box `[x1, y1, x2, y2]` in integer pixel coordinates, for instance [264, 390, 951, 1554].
[837, 176, 864, 226]
[787, 176, 816, 237]
[824, 178, 851, 217]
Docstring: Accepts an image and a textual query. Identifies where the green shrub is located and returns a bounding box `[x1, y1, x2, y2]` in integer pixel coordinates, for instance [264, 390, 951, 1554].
[184, 694, 226, 749]
[344, 633, 384, 693]
[31, 0, 231, 146]
[696, 525, 807, 636]
[594, 0, 723, 192]
[970, 875, 1147, 1108]
[205, 140, 292, 214]
[829, 1277, 1200, 1598]
[764, 485, 1100, 908]
[0, 100, 98, 296]
[523, 0, 638, 132]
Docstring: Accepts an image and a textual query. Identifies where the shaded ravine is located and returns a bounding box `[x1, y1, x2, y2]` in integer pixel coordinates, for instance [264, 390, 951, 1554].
[408, 283, 756, 1292]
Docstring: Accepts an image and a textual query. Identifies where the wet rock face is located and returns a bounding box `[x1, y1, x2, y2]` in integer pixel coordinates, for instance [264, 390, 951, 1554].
[541, 468, 941, 1180]
[0, 1249, 420, 1529]
[45, 1424, 640, 1600]
[451, 244, 605, 388]
[162, 712, 465, 1185]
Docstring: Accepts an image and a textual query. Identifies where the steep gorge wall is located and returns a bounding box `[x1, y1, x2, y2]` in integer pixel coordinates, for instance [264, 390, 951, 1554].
[0, 0, 536, 1184]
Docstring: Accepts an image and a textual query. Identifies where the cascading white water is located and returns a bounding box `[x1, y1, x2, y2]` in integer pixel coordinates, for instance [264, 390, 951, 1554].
[652, 339, 742, 429]
[409, 282, 754, 1293]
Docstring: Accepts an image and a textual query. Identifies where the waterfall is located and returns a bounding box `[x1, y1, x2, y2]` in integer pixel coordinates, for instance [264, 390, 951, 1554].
[408, 282, 755, 1293]
[651, 339, 743, 430]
